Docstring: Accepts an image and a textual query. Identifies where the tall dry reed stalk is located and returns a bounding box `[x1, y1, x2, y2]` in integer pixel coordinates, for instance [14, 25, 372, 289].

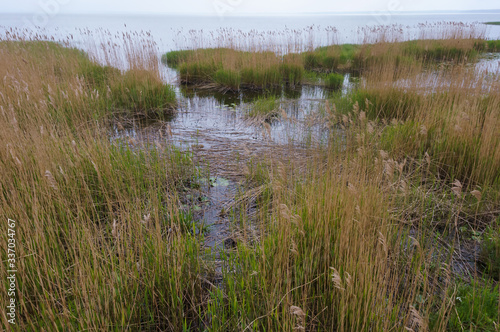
[0, 31, 201, 331]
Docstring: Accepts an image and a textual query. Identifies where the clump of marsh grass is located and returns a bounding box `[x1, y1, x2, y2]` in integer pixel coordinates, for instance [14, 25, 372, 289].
[324, 73, 344, 89]
[0, 33, 207, 331]
[303, 44, 361, 72]
[168, 48, 303, 90]
[246, 95, 281, 121]
[161, 49, 193, 67]
[108, 69, 177, 118]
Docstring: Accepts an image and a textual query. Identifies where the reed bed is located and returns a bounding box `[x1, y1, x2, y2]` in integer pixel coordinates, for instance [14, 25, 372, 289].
[332, 57, 500, 187]
[0, 34, 202, 331]
[164, 22, 495, 91]
[164, 48, 303, 90]
[207, 61, 500, 329]
[1, 24, 499, 331]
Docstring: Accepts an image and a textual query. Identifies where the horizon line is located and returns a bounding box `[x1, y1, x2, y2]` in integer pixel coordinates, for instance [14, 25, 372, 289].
[1, 9, 500, 17]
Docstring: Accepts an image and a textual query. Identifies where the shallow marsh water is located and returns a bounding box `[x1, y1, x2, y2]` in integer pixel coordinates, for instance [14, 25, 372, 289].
[111, 79, 344, 256]
[111, 53, 500, 257]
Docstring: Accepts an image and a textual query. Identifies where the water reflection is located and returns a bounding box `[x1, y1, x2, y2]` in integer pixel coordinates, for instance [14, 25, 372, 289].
[475, 53, 500, 73]
[111, 81, 344, 152]
[112, 54, 497, 151]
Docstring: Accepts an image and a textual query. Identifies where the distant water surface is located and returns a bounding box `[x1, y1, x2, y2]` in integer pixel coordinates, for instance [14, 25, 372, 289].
[1, 12, 500, 53]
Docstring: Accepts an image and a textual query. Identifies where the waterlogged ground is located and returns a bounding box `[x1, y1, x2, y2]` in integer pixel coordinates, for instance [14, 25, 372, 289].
[111, 81, 344, 255]
[476, 52, 500, 72]
[111, 56, 500, 281]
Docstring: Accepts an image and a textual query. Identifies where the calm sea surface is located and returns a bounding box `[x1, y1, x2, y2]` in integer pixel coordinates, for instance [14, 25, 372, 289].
[1, 12, 500, 53]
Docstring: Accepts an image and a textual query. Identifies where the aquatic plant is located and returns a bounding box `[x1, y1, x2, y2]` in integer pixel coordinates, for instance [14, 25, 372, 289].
[324, 73, 344, 89]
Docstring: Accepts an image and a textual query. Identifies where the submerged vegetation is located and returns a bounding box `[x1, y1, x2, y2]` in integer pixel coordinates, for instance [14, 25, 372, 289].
[1, 23, 500, 331]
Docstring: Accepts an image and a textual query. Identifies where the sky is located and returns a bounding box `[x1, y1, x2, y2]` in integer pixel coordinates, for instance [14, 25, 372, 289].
[1, 0, 499, 16]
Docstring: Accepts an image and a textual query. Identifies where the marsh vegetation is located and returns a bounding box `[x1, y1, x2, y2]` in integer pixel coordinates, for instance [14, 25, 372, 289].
[1, 23, 499, 331]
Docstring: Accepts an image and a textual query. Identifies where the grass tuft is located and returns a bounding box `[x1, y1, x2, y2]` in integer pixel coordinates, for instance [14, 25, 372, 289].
[325, 73, 344, 89]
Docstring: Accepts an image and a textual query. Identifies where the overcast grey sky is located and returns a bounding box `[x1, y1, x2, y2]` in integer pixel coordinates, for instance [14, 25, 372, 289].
[1, 0, 499, 15]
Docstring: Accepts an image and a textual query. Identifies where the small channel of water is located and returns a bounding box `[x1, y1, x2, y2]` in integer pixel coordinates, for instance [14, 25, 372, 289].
[111, 56, 499, 277]
[110, 79, 348, 255]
